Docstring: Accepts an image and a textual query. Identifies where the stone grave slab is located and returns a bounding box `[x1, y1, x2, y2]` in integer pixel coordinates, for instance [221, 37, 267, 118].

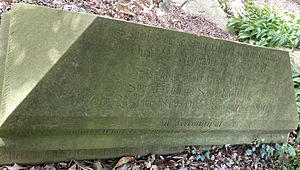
[0, 146, 185, 164]
[0, 4, 298, 164]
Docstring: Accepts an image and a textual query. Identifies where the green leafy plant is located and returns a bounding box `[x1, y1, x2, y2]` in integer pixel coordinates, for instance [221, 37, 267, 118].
[227, 5, 300, 49]
[283, 151, 300, 170]
[275, 144, 296, 157]
[279, 145, 300, 169]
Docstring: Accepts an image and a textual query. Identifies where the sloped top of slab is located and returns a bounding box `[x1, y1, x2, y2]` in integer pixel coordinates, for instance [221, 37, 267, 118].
[0, 4, 96, 125]
[0, 4, 298, 137]
[0, 12, 11, 126]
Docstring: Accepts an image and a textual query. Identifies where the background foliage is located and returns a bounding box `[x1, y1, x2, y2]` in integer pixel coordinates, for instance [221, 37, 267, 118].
[227, 4, 300, 49]
[226, 2, 300, 169]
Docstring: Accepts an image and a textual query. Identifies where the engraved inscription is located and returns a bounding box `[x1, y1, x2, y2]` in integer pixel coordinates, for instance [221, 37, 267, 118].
[161, 120, 222, 128]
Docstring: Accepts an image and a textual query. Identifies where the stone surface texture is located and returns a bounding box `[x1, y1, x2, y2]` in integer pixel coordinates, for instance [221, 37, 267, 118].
[0, 4, 298, 164]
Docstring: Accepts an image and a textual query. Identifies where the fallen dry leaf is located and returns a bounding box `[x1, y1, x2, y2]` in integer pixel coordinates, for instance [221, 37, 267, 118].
[116, 2, 135, 16]
[156, 159, 178, 169]
[74, 160, 93, 170]
[148, 154, 156, 163]
[67, 164, 77, 170]
[114, 156, 135, 169]
[43, 165, 56, 170]
[4, 164, 27, 170]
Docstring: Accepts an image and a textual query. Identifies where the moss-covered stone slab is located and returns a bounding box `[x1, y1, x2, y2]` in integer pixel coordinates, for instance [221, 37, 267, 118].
[0, 129, 289, 151]
[0, 146, 185, 164]
[0, 4, 298, 164]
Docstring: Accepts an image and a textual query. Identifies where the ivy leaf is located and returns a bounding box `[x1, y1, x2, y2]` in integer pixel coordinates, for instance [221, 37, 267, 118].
[196, 154, 205, 161]
[260, 149, 267, 159]
[205, 151, 211, 159]
[275, 143, 281, 150]
[79, 7, 86, 13]
[245, 149, 252, 156]
[287, 144, 296, 157]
